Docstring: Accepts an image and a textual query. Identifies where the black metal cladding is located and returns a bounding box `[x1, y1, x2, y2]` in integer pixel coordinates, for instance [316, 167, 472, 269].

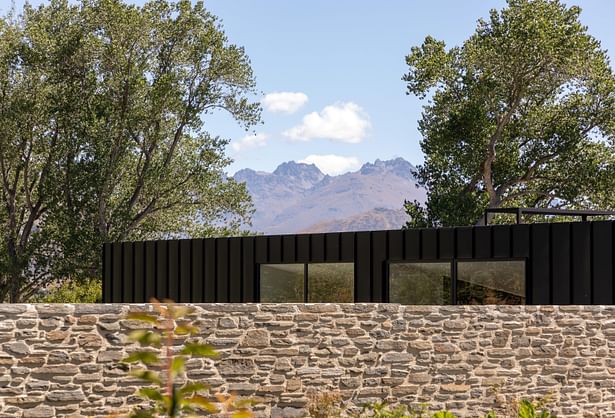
[102, 221, 615, 304]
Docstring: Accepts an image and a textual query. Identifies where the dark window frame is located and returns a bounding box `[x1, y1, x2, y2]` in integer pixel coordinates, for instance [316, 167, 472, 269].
[386, 257, 528, 305]
[257, 262, 355, 303]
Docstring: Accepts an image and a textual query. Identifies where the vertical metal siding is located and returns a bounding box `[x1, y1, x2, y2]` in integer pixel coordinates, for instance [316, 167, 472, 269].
[310, 234, 325, 262]
[103, 221, 614, 304]
[340, 232, 355, 262]
[404, 229, 420, 260]
[133, 242, 144, 303]
[530, 224, 550, 304]
[282, 235, 296, 263]
[242, 237, 255, 302]
[325, 233, 340, 261]
[296, 235, 310, 263]
[492, 225, 511, 258]
[551, 223, 571, 304]
[591, 221, 613, 304]
[179, 240, 191, 303]
[355, 231, 371, 302]
[155, 241, 168, 300]
[438, 228, 455, 259]
[269, 236, 282, 263]
[191, 239, 204, 303]
[167, 240, 179, 301]
[456, 227, 473, 259]
[387, 230, 403, 261]
[229, 237, 242, 302]
[371, 231, 387, 302]
[215, 239, 229, 302]
[571, 222, 591, 304]
[144, 241, 156, 302]
[421, 229, 437, 260]
[204, 239, 216, 302]
[474, 226, 492, 259]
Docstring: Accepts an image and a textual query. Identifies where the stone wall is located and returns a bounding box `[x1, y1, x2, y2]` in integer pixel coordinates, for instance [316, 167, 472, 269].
[1, 304, 615, 417]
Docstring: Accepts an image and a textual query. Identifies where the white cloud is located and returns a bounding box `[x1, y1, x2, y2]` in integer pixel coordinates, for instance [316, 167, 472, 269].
[262, 91, 308, 114]
[231, 133, 268, 152]
[283, 102, 370, 143]
[299, 154, 361, 176]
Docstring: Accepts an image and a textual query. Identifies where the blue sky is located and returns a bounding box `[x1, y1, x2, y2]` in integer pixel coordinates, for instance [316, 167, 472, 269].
[4, 0, 615, 175]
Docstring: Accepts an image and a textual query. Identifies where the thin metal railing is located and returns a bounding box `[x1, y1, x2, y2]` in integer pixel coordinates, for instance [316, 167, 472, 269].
[483, 207, 615, 225]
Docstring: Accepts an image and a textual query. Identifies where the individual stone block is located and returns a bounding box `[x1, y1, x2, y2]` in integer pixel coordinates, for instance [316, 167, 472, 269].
[440, 384, 471, 393]
[3, 341, 30, 356]
[78, 333, 103, 350]
[46, 390, 86, 402]
[23, 405, 55, 418]
[217, 358, 256, 376]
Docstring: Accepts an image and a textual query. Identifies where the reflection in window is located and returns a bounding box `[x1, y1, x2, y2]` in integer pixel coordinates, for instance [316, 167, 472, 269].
[308, 263, 354, 303]
[260, 264, 304, 303]
[457, 260, 525, 305]
[389, 262, 451, 305]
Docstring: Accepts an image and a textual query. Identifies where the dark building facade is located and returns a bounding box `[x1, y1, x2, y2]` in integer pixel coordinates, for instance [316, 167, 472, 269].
[103, 220, 615, 305]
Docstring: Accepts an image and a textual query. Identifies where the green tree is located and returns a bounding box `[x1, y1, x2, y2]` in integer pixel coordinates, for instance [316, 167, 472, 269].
[403, 0, 615, 227]
[0, 0, 260, 302]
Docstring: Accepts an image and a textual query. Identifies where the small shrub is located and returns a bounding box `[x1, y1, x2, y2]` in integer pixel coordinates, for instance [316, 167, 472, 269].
[118, 299, 252, 418]
[513, 400, 556, 418]
[307, 391, 344, 418]
[355, 402, 451, 418]
[31, 278, 102, 303]
[485, 393, 557, 418]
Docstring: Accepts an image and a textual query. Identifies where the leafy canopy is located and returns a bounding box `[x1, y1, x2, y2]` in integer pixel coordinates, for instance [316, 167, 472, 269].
[0, 0, 260, 301]
[403, 0, 615, 227]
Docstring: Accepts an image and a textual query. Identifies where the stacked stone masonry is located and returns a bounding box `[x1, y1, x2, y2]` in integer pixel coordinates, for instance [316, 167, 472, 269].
[1, 304, 615, 417]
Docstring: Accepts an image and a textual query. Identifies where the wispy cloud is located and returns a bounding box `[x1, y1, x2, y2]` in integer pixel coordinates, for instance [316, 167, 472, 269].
[283, 102, 370, 143]
[262, 91, 308, 114]
[299, 154, 361, 176]
[231, 133, 268, 152]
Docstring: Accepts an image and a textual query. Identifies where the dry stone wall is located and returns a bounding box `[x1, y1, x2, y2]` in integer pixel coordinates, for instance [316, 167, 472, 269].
[1, 304, 615, 417]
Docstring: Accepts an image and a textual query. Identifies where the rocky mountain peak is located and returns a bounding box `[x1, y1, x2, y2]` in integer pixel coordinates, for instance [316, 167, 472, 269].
[273, 161, 324, 180]
[233, 157, 425, 234]
[359, 157, 416, 178]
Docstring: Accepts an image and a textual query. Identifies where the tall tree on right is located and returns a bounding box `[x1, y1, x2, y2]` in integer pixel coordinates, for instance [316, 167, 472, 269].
[403, 0, 615, 227]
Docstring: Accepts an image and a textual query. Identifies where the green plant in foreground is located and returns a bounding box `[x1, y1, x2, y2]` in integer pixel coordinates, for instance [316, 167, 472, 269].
[355, 402, 450, 418]
[120, 299, 251, 418]
[516, 400, 557, 418]
[349, 399, 557, 418]
[483, 397, 557, 418]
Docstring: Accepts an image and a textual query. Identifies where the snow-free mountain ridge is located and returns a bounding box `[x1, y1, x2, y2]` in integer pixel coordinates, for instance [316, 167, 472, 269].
[234, 158, 426, 234]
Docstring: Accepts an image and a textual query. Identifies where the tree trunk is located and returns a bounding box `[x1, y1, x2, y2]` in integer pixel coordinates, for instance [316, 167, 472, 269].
[6, 238, 22, 302]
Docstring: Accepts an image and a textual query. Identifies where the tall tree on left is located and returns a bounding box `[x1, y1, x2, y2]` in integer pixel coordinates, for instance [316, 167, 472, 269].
[0, 0, 260, 302]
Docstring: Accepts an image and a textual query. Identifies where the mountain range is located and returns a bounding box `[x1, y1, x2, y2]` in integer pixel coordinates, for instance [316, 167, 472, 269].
[233, 158, 426, 234]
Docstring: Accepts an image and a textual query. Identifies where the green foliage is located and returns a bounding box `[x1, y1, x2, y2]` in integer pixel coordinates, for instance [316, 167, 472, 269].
[120, 299, 252, 418]
[403, 0, 615, 227]
[0, 0, 260, 301]
[304, 396, 558, 418]
[481, 400, 557, 418]
[31, 278, 102, 303]
[354, 402, 451, 418]
[516, 400, 557, 418]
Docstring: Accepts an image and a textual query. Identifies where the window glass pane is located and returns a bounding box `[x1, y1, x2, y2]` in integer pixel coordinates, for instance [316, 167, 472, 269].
[457, 260, 525, 305]
[389, 262, 451, 304]
[308, 263, 354, 303]
[260, 264, 304, 303]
